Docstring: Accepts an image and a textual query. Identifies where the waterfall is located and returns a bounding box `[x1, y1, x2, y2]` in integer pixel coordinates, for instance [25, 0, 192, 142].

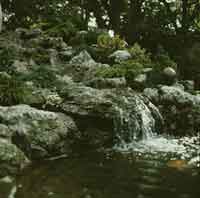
[113, 94, 200, 165]
[113, 95, 163, 144]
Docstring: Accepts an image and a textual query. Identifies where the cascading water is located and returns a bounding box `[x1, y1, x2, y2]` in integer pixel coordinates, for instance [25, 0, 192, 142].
[113, 95, 163, 143]
[113, 94, 200, 166]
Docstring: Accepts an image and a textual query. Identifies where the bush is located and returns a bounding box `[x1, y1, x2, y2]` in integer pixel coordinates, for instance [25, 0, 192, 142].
[97, 34, 127, 51]
[129, 43, 151, 64]
[0, 73, 30, 105]
[21, 65, 59, 88]
[0, 46, 18, 72]
[155, 54, 177, 70]
[95, 60, 144, 80]
[69, 30, 101, 46]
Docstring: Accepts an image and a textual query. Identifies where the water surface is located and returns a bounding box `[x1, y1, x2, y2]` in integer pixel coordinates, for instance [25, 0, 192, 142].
[1, 135, 200, 198]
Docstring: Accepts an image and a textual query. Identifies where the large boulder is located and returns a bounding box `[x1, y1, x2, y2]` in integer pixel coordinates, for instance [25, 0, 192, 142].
[144, 85, 200, 135]
[69, 50, 96, 68]
[60, 83, 163, 146]
[0, 105, 79, 160]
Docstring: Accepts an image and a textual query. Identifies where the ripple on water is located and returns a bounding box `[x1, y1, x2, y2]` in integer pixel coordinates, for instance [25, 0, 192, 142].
[114, 134, 200, 167]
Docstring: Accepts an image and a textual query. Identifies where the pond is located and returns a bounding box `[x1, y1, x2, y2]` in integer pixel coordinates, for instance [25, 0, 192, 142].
[0, 135, 200, 198]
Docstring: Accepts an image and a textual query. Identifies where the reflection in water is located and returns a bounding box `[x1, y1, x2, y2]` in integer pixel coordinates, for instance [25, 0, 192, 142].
[0, 151, 198, 198]
[0, 133, 200, 198]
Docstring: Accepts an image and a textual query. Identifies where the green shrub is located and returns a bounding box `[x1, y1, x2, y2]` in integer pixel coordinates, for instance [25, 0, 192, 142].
[95, 60, 144, 80]
[155, 54, 177, 71]
[97, 34, 127, 51]
[36, 21, 78, 43]
[0, 46, 18, 71]
[129, 43, 151, 64]
[22, 65, 58, 88]
[69, 30, 100, 46]
[0, 74, 30, 105]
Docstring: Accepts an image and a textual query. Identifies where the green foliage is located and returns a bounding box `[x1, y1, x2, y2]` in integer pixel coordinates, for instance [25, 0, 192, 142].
[129, 43, 151, 64]
[0, 46, 17, 69]
[95, 60, 144, 80]
[22, 65, 58, 88]
[155, 54, 177, 71]
[43, 21, 78, 43]
[97, 34, 127, 51]
[69, 30, 101, 46]
[0, 74, 29, 106]
[31, 50, 50, 65]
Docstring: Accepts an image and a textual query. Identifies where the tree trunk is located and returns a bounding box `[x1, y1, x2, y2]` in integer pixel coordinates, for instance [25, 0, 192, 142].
[0, 2, 2, 32]
[126, 0, 144, 43]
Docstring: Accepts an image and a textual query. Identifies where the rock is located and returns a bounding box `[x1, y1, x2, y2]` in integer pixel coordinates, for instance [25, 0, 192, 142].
[0, 139, 29, 177]
[179, 80, 195, 92]
[162, 67, 177, 84]
[132, 74, 147, 90]
[0, 105, 79, 160]
[15, 28, 42, 39]
[0, 124, 12, 140]
[144, 85, 200, 136]
[65, 50, 109, 82]
[159, 85, 199, 106]
[142, 68, 153, 74]
[29, 36, 67, 49]
[60, 84, 163, 146]
[109, 50, 131, 63]
[0, 72, 11, 80]
[172, 82, 185, 90]
[12, 60, 30, 75]
[47, 49, 58, 66]
[143, 88, 160, 104]
[59, 46, 75, 61]
[85, 77, 127, 89]
[69, 50, 96, 68]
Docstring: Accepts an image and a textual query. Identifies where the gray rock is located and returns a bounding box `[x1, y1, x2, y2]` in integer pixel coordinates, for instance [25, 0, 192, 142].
[15, 28, 42, 39]
[163, 67, 176, 77]
[0, 139, 29, 177]
[179, 80, 195, 92]
[144, 85, 200, 136]
[143, 88, 160, 103]
[60, 84, 163, 145]
[47, 49, 58, 66]
[159, 85, 199, 106]
[132, 74, 147, 90]
[12, 60, 30, 75]
[65, 50, 109, 82]
[85, 77, 127, 89]
[0, 124, 12, 140]
[0, 105, 79, 160]
[172, 82, 185, 90]
[59, 46, 75, 61]
[109, 50, 131, 63]
[142, 68, 153, 74]
[69, 50, 96, 68]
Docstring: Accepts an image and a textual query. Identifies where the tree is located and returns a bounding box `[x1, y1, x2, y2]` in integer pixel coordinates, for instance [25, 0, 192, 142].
[0, 1, 2, 32]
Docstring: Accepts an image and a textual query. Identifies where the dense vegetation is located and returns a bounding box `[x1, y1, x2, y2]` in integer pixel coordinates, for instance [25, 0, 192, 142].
[0, 0, 200, 88]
